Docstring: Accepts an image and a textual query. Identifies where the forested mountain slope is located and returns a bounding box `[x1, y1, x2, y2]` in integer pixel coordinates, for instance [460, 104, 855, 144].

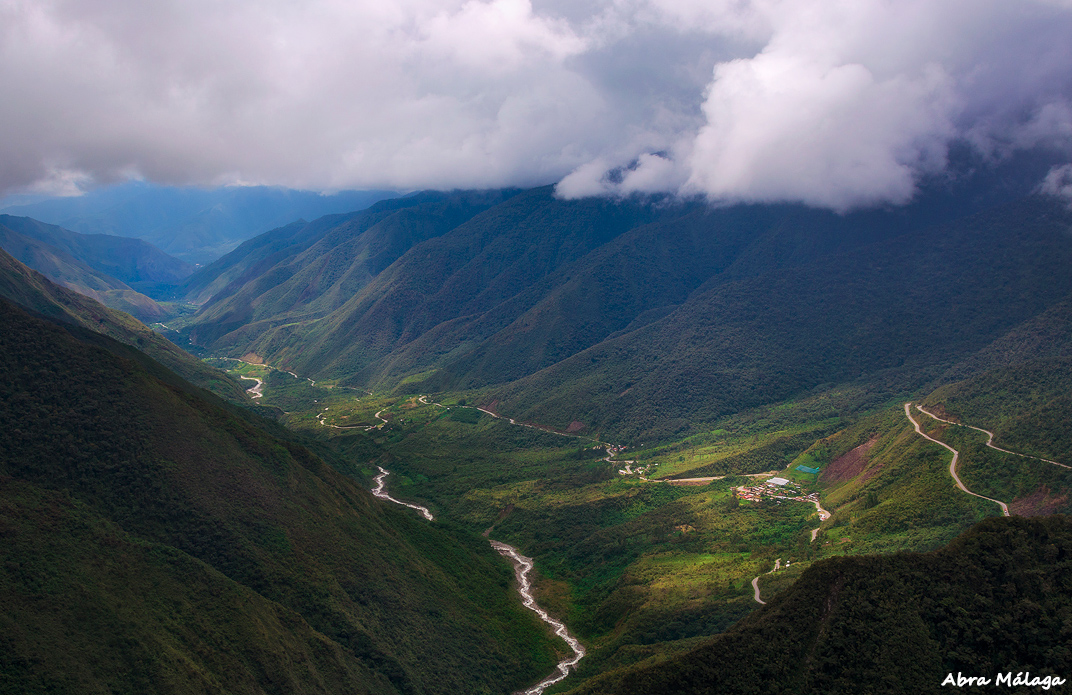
[0, 296, 555, 695]
[181, 188, 916, 381]
[180, 187, 1072, 443]
[494, 196, 1072, 440]
[184, 189, 520, 339]
[0, 248, 247, 403]
[565, 515, 1072, 695]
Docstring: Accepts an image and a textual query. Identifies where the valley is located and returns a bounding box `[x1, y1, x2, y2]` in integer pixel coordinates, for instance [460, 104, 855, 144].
[5, 2, 1072, 691]
[215, 336, 1069, 692]
[3, 179, 1072, 693]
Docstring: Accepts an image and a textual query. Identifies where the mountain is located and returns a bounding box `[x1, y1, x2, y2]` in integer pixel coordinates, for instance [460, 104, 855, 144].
[0, 295, 556, 694]
[492, 195, 1072, 440]
[0, 214, 194, 288]
[6, 170, 1072, 694]
[181, 189, 521, 331]
[1, 183, 399, 264]
[0, 214, 198, 320]
[0, 247, 247, 403]
[176, 182, 1072, 443]
[0, 223, 168, 321]
[564, 515, 1072, 695]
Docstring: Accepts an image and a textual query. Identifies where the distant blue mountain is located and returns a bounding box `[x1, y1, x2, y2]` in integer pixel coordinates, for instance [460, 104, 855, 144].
[0, 182, 398, 264]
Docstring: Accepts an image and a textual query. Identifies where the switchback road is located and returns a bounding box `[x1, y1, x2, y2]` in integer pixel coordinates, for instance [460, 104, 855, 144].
[916, 405, 1069, 470]
[905, 403, 1009, 517]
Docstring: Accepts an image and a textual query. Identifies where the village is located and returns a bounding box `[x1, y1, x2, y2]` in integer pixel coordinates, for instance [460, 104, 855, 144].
[735, 476, 822, 508]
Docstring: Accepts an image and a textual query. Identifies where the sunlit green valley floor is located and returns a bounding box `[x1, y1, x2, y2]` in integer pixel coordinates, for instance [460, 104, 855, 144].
[212, 358, 1069, 693]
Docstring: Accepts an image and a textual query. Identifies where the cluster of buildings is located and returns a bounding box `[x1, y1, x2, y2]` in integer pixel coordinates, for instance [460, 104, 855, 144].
[735, 477, 820, 507]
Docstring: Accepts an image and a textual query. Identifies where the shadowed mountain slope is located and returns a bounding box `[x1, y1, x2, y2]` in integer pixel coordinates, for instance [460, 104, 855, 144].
[0, 247, 247, 403]
[564, 515, 1072, 695]
[0, 296, 556, 695]
[490, 196, 1072, 440]
[178, 183, 1072, 443]
[0, 214, 193, 288]
[0, 223, 167, 321]
[1, 183, 399, 264]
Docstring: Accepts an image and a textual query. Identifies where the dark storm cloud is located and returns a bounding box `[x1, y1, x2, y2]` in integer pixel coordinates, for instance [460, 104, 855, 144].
[3, 0, 1072, 209]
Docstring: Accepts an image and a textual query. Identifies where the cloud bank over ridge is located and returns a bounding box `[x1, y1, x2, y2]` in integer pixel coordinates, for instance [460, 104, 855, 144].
[3, 0, 1072, 209]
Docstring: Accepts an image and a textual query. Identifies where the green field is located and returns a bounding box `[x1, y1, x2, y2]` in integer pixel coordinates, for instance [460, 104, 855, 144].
[205, 336, 1072, 695]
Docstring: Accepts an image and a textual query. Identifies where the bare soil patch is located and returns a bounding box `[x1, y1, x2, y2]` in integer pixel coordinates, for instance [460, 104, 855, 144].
[821, 436, 879, 484]
[1010, 485, 1071, 516]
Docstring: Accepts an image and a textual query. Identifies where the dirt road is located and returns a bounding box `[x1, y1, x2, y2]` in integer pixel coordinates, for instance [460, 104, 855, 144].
[905, 403, 1009, 517]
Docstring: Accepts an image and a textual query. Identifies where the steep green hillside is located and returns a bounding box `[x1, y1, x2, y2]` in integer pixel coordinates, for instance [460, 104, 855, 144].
[0, 223, 167, 321]
[0, 297, 556, 694]
[178, 188, 1072, 447]
[925, 356, 1072, 465]
[185, 189, 518, 343]
[185, 189, 914, 387]
[0, 478, 384, 695]
[0, 214, 193, 287]
[0, 248, 247, 403]
[939, 296, 1072, 381]
[494, 196, 1072, 441]
[565, 515, 1072, 695]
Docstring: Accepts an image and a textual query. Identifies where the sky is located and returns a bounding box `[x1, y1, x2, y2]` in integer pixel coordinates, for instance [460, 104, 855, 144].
[3, 0, 1072, 210]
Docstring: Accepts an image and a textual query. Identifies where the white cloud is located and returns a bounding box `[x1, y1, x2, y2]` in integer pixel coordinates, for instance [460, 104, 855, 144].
[2, 0, 1072, 209]
[562, 0, 1072, 208]
[555, 159, 613, 198]
[1040, 163, 1072, 202]
[685, 49, 957, 210]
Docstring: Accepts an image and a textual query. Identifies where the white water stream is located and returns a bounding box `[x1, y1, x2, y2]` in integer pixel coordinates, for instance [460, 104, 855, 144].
[489, 541, 586, 695]
[370, 466, 434, 521]
[238, 375, 264, 399]
[370, 466, 585, 693]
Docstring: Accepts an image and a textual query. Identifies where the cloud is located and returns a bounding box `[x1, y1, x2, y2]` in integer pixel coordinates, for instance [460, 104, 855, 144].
[564, 0, 1072, 208]
[0, 0, 608, 194]
[1040, 163, 1072, 202]
[2, 0, 1072, 209]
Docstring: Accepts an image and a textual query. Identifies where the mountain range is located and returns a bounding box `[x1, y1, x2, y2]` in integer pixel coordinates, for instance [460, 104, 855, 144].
[3, 160, 1072, 694]
[0, 214, 194, 321]
[175, 175, 1072, 444]
[1, 183, 398, 264]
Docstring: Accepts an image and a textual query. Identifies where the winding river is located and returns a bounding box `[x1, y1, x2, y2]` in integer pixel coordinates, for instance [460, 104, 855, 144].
[370, 467, 585, 693]
[370, 466, 434, 521]
[489, 541, 586, 695]
[238, 375, 264, 398]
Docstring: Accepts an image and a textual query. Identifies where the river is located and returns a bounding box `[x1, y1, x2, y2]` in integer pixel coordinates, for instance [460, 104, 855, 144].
[370, 466, 585, 693]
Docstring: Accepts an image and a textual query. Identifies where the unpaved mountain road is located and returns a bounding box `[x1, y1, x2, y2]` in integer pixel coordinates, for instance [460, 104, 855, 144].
[905, 403, 1009, 517]
[915, 405, 1069, 470]
[752, 559, 782, 605]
